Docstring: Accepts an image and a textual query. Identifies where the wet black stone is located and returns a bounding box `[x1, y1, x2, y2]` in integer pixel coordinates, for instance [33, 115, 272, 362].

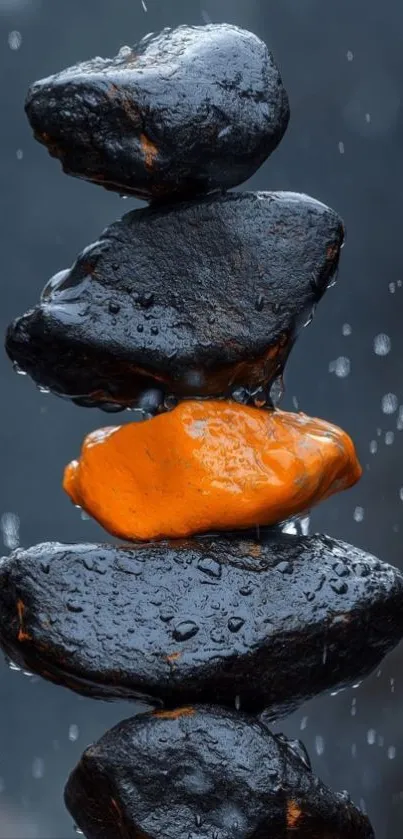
[25, 25, 289, 201]
[64, 706, 374, 839]
[0, 532, 402, 717]
[6, 191, 343, 410]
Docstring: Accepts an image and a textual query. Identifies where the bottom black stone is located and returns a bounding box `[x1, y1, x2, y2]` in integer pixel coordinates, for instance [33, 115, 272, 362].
[65, 705, 374, 839]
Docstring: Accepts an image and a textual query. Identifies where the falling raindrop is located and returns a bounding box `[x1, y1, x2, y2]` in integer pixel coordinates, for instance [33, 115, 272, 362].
[385, 431, 395, 445]
[300, 716, 308, 731]
[351, 698, 357, 717]
[389, 282, 396, 294]
[373, 333, 391, 356]
[1, 512, 20, 549]
[365, 113, 371, 123]
[0, 778, 4, 793]
[353, 506, 365, 523]
[338, 141, 345, 154]
[141, 0, 147, 10]
[235, 694, 241, 711]
[369, 440, 377, 454]
[16, 148, 23, 160]
[32, 757, 45, 779]
[397, 407, 403, 431]
[315, 735, 325, 756]
[329, 356, 350, 377]
[8, 29, 22, 50]
[342, 322, 352, 336]
[346, 50, 354, 61]
[399, 488, 403, 501]
[388, 745, 397, 760]
[381, 393, 398, 414]
[351, 743, 357, 758]
[367, 729, 376, 745]
[69, 724, 79, 742]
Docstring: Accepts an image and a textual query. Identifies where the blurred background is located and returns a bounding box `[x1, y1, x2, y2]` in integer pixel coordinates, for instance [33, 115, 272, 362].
[0, 0, 403, 836]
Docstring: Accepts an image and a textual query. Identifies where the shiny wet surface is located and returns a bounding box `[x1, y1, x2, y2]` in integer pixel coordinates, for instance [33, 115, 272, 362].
[1, 0, 403, 837]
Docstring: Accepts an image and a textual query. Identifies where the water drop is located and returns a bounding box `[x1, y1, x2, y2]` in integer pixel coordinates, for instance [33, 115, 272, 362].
[342, 322, 352, 336]
[351, 698, 357, 717]
[173, 621, 199, 642]
[195, 815, 202, 828]
[373, 333, 391, 356]
[330, 580, 348, 595]
[329, 356, 350, 377]
[8, 29, 22, 50]
[385, 431, 395, 445]
[197, 556, 222, 579]
[276, 560, 293, 575]
[367, 729, 376, 745]
[382, 393, 398, 414]
[1, 512, 20, 550]
[235, 694, 241, 711]
[369, 440, 377, 454]
[32, 757, 45, 779]
[389, 282, 396, 294]
[388, 745, 396, 760]
[255, 293, 265, 312]
[108, 301, 120, 315]
[300, 515, 310, 536]
[351, 743, 357, 758]
[346, 50, 354, 61]
[282, 519, 298, 535]
[228, 617, 245, 633]
[353, 506, 365, 523]
[315, 735, 325, 756]
[164, 394, 178, 411]
[300, 716, 308, 731]
[338, 141, 345, 154]
[69, 724, 79, 742]
[141, 0, 147, 10]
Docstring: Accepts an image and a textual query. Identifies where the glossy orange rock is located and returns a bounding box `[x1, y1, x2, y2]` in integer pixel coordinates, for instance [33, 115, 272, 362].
[63, 401, 362, 541]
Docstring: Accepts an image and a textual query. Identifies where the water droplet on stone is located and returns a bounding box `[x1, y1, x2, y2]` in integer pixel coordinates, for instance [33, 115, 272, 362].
[330, 580, 348, 594]
[109, 301, 120, 314]
[276, 560, 293, 574]
[228, 617, 245, 633]
[173, 621, 199, 642]
[255, 293, 265, 312]
[197, 556, 222, 579]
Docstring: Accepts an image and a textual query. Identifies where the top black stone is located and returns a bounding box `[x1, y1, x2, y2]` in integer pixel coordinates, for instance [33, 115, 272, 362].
[25, 24, 289, 199]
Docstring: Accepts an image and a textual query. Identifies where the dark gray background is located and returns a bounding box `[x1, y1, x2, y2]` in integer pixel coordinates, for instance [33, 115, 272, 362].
[1, 0, 403, 836]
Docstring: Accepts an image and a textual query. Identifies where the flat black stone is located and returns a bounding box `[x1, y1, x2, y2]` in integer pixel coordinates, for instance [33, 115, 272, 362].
[0, 532, 401, 717]
[6, 192, 343, 411]
[64, 705, 374, 839]
[25, 24, 289, 200]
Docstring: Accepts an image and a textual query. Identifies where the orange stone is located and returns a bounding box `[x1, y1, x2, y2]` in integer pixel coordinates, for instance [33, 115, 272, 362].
[63, 401, 361, 541]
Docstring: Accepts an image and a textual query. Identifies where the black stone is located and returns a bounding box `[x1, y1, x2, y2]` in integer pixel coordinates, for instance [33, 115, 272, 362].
[0, 532, 401, 717]
[64, 706, 374, 839]
[25, 24, 289, 200]
[6, 192, 343, 410]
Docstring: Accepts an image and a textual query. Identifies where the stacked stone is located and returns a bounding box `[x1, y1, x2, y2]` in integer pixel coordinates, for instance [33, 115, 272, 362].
[2, 24, 401, 838]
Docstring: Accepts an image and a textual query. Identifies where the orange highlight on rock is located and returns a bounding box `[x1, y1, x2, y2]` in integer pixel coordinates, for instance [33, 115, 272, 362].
[63, 401, 362, 542]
